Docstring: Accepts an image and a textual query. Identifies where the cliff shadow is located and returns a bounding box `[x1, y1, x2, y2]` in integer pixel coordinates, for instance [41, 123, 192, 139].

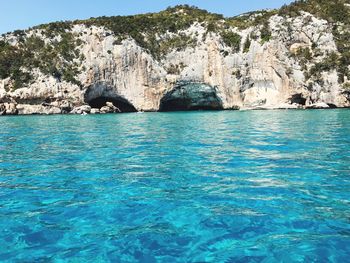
[159, 82, 224, 112]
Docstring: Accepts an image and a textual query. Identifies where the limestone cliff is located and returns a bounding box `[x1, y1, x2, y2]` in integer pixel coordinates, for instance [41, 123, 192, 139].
[0, 0, 349, 115]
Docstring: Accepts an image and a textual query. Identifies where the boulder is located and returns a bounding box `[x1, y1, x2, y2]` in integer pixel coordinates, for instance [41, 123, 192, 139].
[70, 105, 91, 114]
[90, 108, 100, 114]
[306, 102, 330, 109]
[99, 102, 121, 113]
[289, 43, 310, 55]
[106, 102, 121, 112]
[59, 101, 73, 114]
[277, 103, 302, 109]
[100, 106, 113, 113]
[47, 107, 62, 115]
[106, 102, 115, 108]
[4, 103, 18, 115]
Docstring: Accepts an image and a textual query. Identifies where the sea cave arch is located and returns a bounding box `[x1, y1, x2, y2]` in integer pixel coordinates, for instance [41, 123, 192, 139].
[84, 83, 137, 113]
[159, 82, 224, 112]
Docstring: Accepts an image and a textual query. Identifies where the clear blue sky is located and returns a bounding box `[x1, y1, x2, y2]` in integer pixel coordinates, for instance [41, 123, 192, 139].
[0, 0, 294, 34]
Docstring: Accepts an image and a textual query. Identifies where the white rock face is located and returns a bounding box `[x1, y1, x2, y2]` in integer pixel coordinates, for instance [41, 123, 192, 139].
[0, 12, 349, 114]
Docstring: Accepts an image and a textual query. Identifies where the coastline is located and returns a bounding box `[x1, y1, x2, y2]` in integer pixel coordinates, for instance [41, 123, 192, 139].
[0, 104, 348, 117]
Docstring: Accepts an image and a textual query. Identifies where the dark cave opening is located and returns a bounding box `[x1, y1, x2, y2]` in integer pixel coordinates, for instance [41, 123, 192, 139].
[159, 83, 224, 112]
[327, 103, 338, 109]
[160, 98, 223, 111]
[290, 93, 307, 105]
[88, 96, 137, 112]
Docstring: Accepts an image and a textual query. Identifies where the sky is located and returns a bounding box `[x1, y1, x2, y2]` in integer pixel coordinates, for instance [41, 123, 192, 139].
[0, 0, 294, 34]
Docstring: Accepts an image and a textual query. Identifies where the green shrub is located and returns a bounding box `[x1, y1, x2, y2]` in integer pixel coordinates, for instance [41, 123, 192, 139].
[227, 10, 277, 30]
[221, 31, 241, 52]
[278, 0, 349, 23]
[243, 36, 251, 53]
[295, 47, 312, 60]
[278, 0, 350, 77]
[292, 47, 313, 69]
[0, 30, 82, 89]
[36, 21, 73, 38]
[166, 63, 186, 74]
[308, 52, 339, 78]
[260, 21, 272, 43]
[159, 34, 197, 57]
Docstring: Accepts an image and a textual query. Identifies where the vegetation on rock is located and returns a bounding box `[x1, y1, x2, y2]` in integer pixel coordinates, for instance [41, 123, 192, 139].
[221, 31, 241, 52]
[0, 0, 349, 90]
[280, 0, 350, 82]
[77, 5, 245, 58]
[243, 36, 251, 53]
[0, 28, 82, 89]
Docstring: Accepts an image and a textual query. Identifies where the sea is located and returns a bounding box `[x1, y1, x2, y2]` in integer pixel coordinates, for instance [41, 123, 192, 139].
[0, 110, 349, 262]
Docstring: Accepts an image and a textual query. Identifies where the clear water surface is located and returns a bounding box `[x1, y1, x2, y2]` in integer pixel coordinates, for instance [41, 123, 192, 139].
[0, 110, 349, 262]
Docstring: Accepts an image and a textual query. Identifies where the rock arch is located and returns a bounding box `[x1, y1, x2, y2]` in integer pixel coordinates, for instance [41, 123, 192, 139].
[159, 82, 224, 112]
[84, 83, 137, 113]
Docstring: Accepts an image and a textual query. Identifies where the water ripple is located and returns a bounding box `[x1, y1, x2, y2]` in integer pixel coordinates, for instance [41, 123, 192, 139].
[0, 110, 349, 262]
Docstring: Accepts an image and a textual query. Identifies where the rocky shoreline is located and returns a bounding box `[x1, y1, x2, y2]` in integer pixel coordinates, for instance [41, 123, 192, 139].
[0, 101, 118, 116]
[0, 100, 346, 116]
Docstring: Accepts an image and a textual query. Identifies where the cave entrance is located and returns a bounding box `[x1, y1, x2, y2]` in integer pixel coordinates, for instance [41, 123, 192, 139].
[290, 93, 307, 105]
[88, 96, 137, 112]
[84, 83, 138, 113]
[159, 83, 224, 112]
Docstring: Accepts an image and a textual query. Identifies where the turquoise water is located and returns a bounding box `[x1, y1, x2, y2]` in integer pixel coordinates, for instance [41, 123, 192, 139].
[0, 110, 349, 262]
